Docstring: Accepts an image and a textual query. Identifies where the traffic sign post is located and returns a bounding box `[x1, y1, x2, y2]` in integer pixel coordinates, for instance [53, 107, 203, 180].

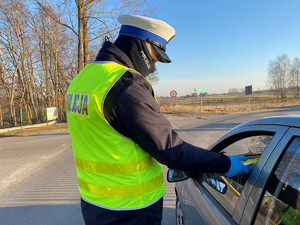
[170, 90, 177, 112]
[245, 85, 252, 109]
[194, 88, 206, 113]
[194, 88, 206, 92]
[170, 90, 177, 98]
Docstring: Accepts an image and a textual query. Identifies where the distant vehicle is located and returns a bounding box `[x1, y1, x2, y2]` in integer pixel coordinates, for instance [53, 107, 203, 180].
[168, 116, 300, 225]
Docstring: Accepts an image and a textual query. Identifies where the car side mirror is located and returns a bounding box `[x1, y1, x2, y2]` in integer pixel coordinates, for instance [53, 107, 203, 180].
[167, 169, 189, 182]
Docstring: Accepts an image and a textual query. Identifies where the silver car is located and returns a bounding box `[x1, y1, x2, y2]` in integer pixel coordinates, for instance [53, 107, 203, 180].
[168, 116, 300, 225]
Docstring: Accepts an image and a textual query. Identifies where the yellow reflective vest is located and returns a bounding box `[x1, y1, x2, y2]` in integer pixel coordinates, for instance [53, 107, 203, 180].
[65, 61, 165, 210]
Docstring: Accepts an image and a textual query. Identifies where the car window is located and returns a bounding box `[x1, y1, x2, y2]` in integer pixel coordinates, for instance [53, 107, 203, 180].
[199, 134, 274, 215]
[254, 136, 300, 225]
[222, 135, 273, 156]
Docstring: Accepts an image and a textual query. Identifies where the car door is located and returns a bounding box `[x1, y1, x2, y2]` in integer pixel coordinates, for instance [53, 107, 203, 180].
[181, 125, 288, 225]
[241, 127, 300, 225]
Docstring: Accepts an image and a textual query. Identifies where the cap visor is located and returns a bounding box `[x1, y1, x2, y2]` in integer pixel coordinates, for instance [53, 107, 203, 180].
[153, 45, 172, 63]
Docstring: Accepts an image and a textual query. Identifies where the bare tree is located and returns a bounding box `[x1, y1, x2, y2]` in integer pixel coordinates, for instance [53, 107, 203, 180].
[267, 54, 290, 99]
[191, 92, 198, 97]
[36, 0, 157, 73]
[289, 57, 300, 98]
[0, 0, 76, 124]
[0, 42, 18, 126]
[228, 87, 239, 95]
[0, 0, 157, 126]
[147, 70, 160, 85]
[0, 0, 34, 124]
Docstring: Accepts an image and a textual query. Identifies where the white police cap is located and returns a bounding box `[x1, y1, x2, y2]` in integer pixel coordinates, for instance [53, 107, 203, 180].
[118, 15, 175, 63]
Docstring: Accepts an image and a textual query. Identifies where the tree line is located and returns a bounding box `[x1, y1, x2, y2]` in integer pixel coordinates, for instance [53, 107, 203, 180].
[0, 0, 155, 126]
[268, 54, 300, 99]
[226, 54, 300, 97]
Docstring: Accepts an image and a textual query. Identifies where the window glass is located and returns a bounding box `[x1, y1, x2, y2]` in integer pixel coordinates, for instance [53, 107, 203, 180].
[254, 137, 300, 225]
[222, 135, 273, 156]
[199, 135, 273, 215]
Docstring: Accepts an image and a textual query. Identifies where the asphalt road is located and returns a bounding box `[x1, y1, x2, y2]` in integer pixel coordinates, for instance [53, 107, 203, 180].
[0, 106, 299, 225]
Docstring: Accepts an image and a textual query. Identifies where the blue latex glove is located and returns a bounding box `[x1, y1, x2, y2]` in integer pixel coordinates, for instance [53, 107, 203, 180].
[224, 155, 251, 177]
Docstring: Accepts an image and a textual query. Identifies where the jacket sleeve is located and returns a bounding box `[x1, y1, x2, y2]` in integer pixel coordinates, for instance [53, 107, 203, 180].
[109, 75, 230, 174]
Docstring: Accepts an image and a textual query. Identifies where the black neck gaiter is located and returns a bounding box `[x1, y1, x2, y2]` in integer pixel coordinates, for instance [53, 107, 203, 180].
[114, 35, 156, 77]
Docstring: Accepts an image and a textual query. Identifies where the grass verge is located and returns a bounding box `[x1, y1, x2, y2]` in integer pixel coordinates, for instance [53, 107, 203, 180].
[0, 122, 68, 138]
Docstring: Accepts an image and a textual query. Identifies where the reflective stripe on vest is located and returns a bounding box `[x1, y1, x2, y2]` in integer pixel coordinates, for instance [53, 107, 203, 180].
[78, 173, 164, 198]
[74, 155, 157, 175]
[66, 61, 165, 210]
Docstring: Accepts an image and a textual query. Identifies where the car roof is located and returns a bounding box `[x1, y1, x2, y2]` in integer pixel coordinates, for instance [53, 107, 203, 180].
[209, 115, 300, 150]
[235, 115, 300, 129]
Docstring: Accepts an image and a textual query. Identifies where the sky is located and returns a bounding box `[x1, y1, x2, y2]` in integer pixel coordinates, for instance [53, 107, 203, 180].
[150, 0, 300, 97]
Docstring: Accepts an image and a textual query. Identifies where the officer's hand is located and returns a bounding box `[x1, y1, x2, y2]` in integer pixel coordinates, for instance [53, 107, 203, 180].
[224, 155, 250, 178]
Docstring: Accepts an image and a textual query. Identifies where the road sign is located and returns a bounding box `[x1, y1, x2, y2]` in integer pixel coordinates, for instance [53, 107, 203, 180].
[194, 88, 206, 92]
[245, 85, 253, 95]
[170, 90, 177, 98]
[46, 107, 58, 121]
[194, 88, 206, 113]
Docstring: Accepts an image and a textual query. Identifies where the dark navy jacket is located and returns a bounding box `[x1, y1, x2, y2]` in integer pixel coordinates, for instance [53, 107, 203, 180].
[96, 41, 230, 175]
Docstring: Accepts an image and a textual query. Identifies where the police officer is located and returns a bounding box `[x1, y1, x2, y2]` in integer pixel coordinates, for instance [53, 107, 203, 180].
[66, 15, 249, 225]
